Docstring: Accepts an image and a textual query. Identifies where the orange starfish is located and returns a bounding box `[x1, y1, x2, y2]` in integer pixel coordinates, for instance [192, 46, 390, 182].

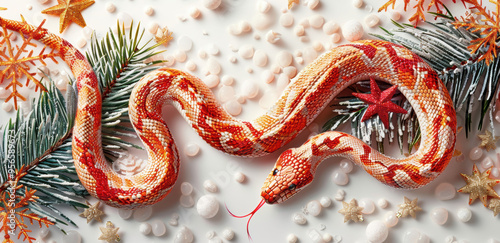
[41, 0, 95, 33]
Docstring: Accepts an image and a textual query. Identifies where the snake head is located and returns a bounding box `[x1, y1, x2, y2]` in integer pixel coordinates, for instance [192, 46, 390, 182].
[261, 149, 313, 204]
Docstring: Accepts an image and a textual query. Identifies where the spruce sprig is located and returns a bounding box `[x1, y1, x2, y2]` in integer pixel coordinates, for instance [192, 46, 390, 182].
[0, 22, 165, 227]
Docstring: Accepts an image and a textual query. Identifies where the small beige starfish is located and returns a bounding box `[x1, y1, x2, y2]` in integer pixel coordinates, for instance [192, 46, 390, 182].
[338, 199, 364, 223]
[457, 164, 500, 207]
[79, 201, 104, 223]
[98, 221, 120, 243]
[155, 26, 173, 46]
[397, 197, 422, 218]
[478, 130, 500, 151]
[288, 0, 300, 9]
[488, 198, 500, 216]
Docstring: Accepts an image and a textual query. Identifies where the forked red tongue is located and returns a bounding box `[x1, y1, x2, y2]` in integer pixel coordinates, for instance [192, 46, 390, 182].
[226, 198, 266, 241]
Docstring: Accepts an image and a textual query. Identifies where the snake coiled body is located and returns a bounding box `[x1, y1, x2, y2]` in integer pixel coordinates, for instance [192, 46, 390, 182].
[1, 18, 456, 208]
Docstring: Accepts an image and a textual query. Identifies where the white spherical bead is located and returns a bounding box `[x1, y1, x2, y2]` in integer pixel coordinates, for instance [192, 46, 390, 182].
[196, 195, 219, 218]
[221, 228, 235, 240]
[185, 143, 200, 157]
[457, 207, 472, 222]
[365, 220, 388, 243]
[342, 20, 364, 42]
[139, 222, 152, 235]
[203, 0, 222, 10]
[181, 182, 194, 195]
[292, 212, 307, 225]
[287, 234, 298, 243]
[320, 196, 332, 207]
[152, 220, 167, 236]
[430, 208, 448, 225]
[332, 170, 349, 185]
[384, 211, 399, 227]
[469, 147, 483, 160]
[359, 199, 375, 214]
[203, 180, 218, 193]
[306, 200, 322, 216]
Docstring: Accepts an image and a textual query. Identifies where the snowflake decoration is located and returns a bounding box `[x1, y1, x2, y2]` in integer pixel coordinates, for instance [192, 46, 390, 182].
[155, 26, 173, 46]
[397, 196, 422, 218]
[79, 201, 104, 223]
[0, 18, 60, 109]
[338, 199, 364, 223]
[98, 221, 120, 243]
[457, 164, 500, 206]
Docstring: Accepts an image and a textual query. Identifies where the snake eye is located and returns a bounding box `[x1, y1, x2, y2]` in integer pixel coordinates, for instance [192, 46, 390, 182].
[289, 183, 296, 190]
[272, 169, 279, 176]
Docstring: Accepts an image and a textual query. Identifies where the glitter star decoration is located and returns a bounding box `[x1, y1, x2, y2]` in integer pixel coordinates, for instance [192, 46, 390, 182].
[338, 199, 364, 223]
[488, 198, 500, 216]
[98, 221, 120, 243]
[41, 0, 95, 33]
[477, 130, 500, 151]
[352, 77, 407, 128]
[457, 164, 500, 207]
[79, 201, 104, 223]
[288, 0, 300, 9]
[397, 197, 422, 218]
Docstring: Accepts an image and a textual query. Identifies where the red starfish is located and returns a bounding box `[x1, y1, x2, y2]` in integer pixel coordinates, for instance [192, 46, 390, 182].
[352, 78, 407, 128]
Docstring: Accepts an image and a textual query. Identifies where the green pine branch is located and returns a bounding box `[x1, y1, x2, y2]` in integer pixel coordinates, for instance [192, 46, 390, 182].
[0, 22, 166, 227]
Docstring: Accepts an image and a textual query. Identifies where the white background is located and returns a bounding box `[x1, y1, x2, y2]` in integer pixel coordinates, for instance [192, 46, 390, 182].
[1, 0, 499, 242]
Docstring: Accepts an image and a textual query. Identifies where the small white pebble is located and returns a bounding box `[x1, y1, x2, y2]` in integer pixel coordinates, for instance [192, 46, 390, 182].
[469, 147, 483, 160]
[294, 25, 305, 36]
[280, 12, 294, 27]
[38, 0, 50, 3]
[206, 230, 216, 239]
[2, 102, 13, 112]
[334, 189, 345, 201]
[239, 21, 252, 33]
[221, 228, 235, 240]
[306, 200, 322, 216]
[276, 51, 293, 67]
[181, 182, 194, 195]
[174, 226, 194, 243]
[178, 36, 194, 51]
[300, 36, 310, 42]
[287, 234, 298, 243]
[377, 198, 389, 208]
[390, 10, 402, 21]
[247, 66, 254, 72]
[292, 212, 307, 225]
[118, 209, 133, 219]
[144, 6, 154, 16]
[332, 170, 349, 186]
[147, 22, 159, 34]
[272, 64, 282, 74]
[323, 233, 332, 242]
[198, 50, 208, 59]
[204, 180, 218, 193]
[313, 41, 323, 52]
[276, 74, 290, 92]
[185, 61, 197, 71]
[262, 70, 275, 83]
[309, 14, 325, 29]
[402, 229, 430, 243]
[299, 18, 310, 28]
[431, 208, 448, 225]
[238, 45, 255, 59]
[189, 7, 201, 19]
[435, 182, 456, 200]
[106, 2, 116, 13]
[383, 211, 398, 227]
[174, 50, 187, 63]
[196, 195, 220, 219]
[253, 50, 268, 67]
[221, 76, 234, 86]
[76, 38, 87, 48]
[241, 81, 259, 99]
[257, 0, 272, 13]
[366, 220, 388, 243]
[117, 12, 133, 29]
[266, 30, 281, 44]
[352, 0, 364, 8]
[303, 47, 318, 63]
[319, 196, 332, 208]
[307, 0, 320, 9]
[185, 143, 200, 157]
[224, 100, 242, 116]
[331, 33, 341, 43]
[339, 159, 354, 173]
[234, 172, 246, 183]
[139, 222, 152, 235]
[359, 199, 375, 214]
[283, 66, 297, 79]
[180, 194, 195, 207]
[342, 20, 364, 42]
[457, 207, 472, 222]
[206, 58, 221, 75]
[133, 206, 153, 221]
[203, 0, 222, 10]
[365, 14, 380, 28]
[481, 156, 494, 170]
[151, 220, 167, 236]
[323, 21, 340, 35]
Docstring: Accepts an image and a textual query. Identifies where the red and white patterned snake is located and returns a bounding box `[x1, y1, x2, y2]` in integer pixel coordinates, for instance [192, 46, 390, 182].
[1, 18, 456, 209]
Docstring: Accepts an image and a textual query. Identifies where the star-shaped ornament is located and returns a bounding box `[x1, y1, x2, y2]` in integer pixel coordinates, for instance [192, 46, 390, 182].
[397, 197, 422, 218]
[352, 78, 407, 128]
[478, 130, 500, 151]
[41, 0, 95, 33]
[288, 0, 300, 9]
[457, 164, 500, 206]
[79, 201, 104, 223]
[98, 221, 120, 243]
[338, 199, 364, 223]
